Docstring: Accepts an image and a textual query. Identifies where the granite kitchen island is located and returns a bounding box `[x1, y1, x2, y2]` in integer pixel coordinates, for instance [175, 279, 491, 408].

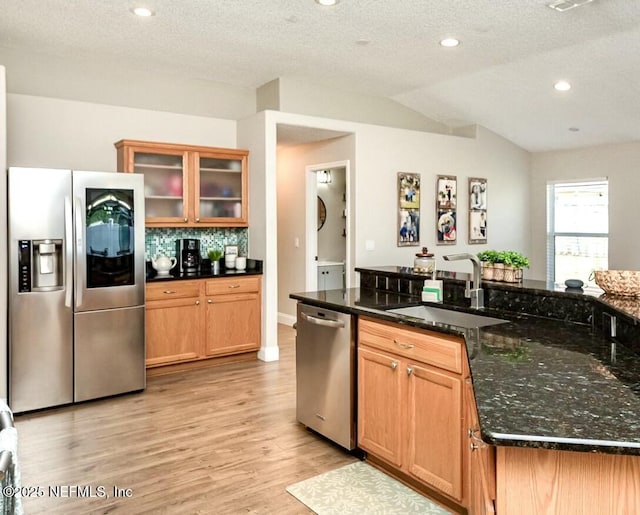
[291, 267, 640, 514]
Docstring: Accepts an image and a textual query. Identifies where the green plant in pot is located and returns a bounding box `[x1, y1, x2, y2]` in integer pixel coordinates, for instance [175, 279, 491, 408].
[502, 250, 529, 282]
[477, 250, 529, 282]
[502, 251, 529, 269]
[208, 249, 223, 262]
[477, 250, 500, 281]
[208, 249, 223, 274]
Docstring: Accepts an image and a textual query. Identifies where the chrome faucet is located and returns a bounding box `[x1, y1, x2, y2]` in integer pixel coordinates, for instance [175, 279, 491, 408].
[443, 253, 484, 309]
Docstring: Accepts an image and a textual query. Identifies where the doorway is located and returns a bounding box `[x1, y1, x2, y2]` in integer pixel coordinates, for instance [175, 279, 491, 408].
[305, 161, 350, 292]
[274, 125, 355, 327]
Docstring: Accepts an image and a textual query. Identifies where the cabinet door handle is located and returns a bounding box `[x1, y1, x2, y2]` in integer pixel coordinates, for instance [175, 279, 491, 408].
[470, 442, 480, 451]
[394, 339, 414, 349]
[163, 290, 176, 294]
[195, 217, 200, 222]
[228, 284, 240, 289]
[195, 300, 200, 305]
[390, 361, 398, 370]
[406, 366, 414, 376]
[207, 299, 212, 304]
[183, 217, 188, 222]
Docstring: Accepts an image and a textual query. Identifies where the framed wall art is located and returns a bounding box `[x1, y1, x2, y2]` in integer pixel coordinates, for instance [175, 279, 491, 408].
[436, 175, 457, 244]
[469, 177, 487, 244]
[397, 172, 420, 247]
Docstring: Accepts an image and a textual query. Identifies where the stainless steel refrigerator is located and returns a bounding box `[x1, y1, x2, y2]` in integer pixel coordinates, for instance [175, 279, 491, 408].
[8, 167, 146, 413]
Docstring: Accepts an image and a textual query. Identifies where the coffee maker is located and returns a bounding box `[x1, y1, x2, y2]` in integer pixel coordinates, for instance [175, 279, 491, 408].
[176, 238, 201, 275]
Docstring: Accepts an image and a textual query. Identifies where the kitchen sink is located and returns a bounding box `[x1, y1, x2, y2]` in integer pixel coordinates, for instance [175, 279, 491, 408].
[386, 305, 507, 329]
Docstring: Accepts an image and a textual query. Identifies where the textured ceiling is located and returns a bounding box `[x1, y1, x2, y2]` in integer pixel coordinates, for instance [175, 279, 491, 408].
[0, 0, 638, 151]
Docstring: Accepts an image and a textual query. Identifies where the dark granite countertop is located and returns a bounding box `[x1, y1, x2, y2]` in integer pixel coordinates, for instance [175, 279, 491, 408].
[146, 260, 263, 282]
[356, 265, 640, 323]
[290, 287, 640, 456]
[355, 265, 603, 299]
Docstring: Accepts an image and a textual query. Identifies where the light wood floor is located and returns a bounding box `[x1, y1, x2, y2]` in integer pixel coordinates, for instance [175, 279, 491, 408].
[14, 324, 358, 514]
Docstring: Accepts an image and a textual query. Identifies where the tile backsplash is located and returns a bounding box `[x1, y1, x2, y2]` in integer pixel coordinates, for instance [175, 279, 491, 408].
[145, 227, 248, 259]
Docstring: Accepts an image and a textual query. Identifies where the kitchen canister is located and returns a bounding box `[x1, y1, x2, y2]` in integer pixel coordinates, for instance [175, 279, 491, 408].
[225, 254, 236, 269]
[235, 256, 247, 270]
[414, 247, 435, 276]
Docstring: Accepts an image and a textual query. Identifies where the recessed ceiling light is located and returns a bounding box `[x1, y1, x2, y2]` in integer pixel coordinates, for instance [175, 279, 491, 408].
[315, 0, 338, 6]
[356, 39, 371, 46]
[554, 80, 572, 91]
[132, 7, 154, 17]
[440, 38, 460, 48]
[568, 127, 580, 132]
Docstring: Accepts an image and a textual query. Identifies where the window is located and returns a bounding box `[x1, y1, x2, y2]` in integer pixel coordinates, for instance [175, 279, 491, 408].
[547, 180, 608, 287]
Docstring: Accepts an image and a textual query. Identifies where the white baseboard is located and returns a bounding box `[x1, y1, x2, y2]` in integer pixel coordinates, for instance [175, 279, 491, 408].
[278, 312, 296, 327]
[258, 346, 280, 362]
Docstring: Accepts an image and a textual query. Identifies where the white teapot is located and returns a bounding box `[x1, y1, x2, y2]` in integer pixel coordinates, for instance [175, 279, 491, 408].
[151, 255, 177, 276]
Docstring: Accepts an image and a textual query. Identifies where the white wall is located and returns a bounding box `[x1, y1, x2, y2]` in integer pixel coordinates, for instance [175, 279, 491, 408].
[7, 94, 237, 170]
[0, 66, 7, 400]
[266, 77, 450, 135]
[353, 124, 531, 274]
[277, 136, 356, 318]
[268, 112, 530, 319]
[531, 142, 640, 278]
[237, 111, 280, 362]
[0, 47, 256, 121]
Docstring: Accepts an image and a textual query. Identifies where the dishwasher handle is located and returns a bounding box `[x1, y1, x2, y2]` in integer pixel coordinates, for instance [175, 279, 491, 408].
[300, 311, 346, 328]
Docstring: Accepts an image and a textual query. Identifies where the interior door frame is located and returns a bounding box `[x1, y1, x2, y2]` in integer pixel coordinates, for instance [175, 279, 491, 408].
[305, 160, 351, 292]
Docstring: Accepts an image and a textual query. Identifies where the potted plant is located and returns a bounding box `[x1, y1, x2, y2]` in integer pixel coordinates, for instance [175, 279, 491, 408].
[207, 248, 223, 274]
[501, 250, 530, 282]
[477, 250, 500, 281]
[490, 251, 506, 281]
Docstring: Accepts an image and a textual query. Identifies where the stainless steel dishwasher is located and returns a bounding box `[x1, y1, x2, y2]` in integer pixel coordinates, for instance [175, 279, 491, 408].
[295, 302, 355, 450]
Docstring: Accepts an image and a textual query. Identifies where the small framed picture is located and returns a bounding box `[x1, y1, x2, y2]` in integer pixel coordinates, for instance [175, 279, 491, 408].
[224, 244, 239, 256]
[468, 177, 487, 244]
[397, 172, 421, 247]
[436, 175, 457, 244]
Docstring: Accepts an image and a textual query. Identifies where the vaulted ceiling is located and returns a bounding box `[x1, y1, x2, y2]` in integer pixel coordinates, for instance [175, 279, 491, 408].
[1, 0, 639, 151]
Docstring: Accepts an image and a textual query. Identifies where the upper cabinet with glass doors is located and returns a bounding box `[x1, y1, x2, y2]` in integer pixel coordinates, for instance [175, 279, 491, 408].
[115, 140, 248, 227]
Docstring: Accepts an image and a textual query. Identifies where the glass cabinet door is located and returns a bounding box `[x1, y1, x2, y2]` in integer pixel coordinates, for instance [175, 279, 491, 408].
[132, 151, 187, 222]
[116, 140, 248, 227]
[196, 153, 246, 224]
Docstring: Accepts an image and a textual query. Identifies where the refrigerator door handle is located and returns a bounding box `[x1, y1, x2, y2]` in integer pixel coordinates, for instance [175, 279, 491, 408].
[74, 196, 84, 309]
[64, 196, 73, 308]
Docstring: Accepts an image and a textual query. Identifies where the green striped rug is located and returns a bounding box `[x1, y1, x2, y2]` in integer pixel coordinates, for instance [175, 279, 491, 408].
[286, 461, 455, 514]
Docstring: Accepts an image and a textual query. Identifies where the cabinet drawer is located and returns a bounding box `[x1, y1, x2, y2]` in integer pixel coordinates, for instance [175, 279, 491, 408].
[359, 317, 463, 374]
[205, 276, 260, 296]
[146, 280, 201, 301]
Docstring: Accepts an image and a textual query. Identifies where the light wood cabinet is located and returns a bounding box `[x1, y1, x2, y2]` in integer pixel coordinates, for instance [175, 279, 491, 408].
[496, 447, 640, 514]
[357, 346, 404, 467]
[407, 362, 463, 499]
[204, 276, 261, 357]
[115, 139, 249, 227]
[465, 378, 496, 515]
[145, 276, 261, 368]
[358, 317, 465, 502]
[146, 280, 203, 367]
